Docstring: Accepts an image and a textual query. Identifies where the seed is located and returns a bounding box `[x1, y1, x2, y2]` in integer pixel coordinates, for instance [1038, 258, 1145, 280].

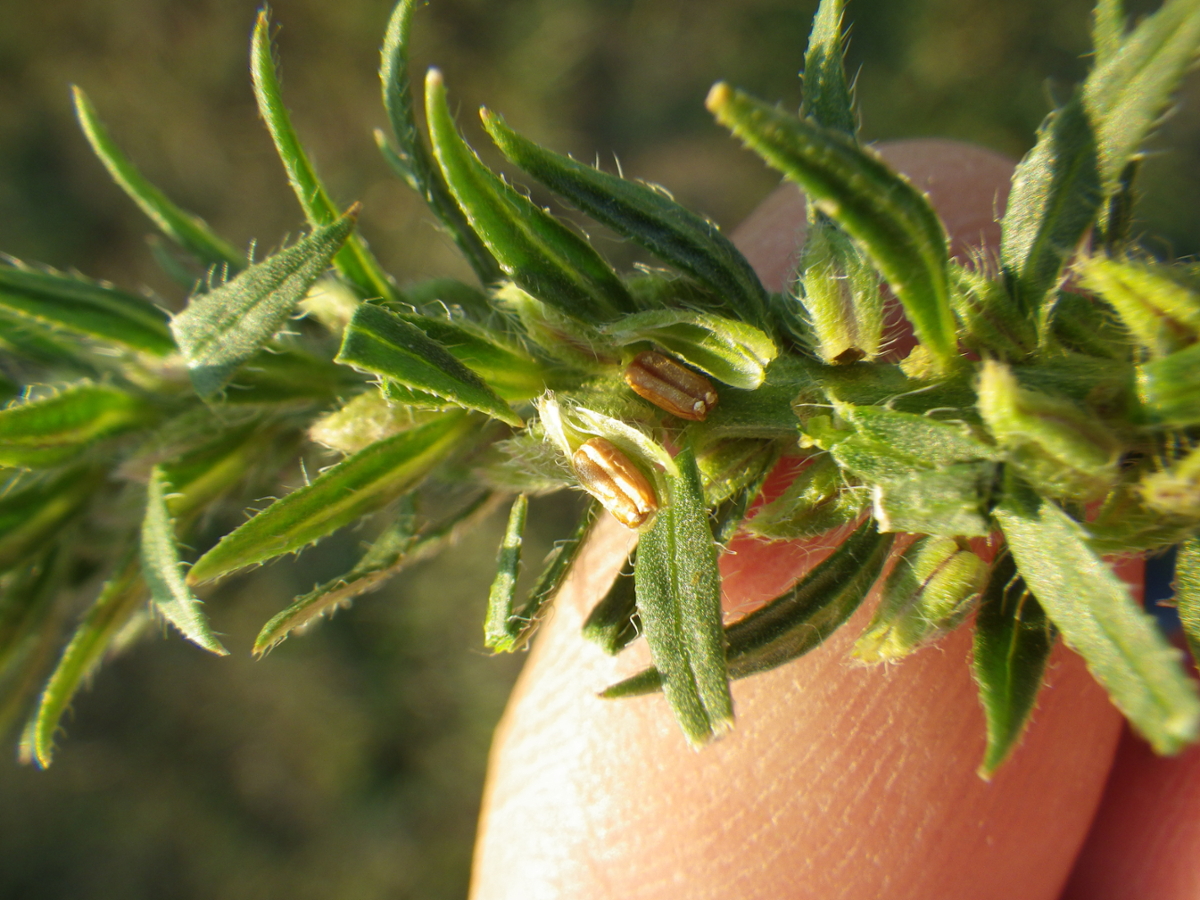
[624, 351, 718, 421]
[572, 437, 658, 529]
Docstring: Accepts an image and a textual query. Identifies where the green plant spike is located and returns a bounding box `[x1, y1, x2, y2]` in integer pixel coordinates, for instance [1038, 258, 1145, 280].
[484, 494, 529, 652]
[634, 444, 732, 746]
[424, 69, 635, 326]
[72, 86, 247, 274]
[254, 492, 497, 656]
[972, 552, 1057, 777]
[995, 476, 1200, 755]
[379, 0, 501, 286]
[187, 410, 473, 584]
[480, 109, 772, 332]
[0, 262, 175, 358]
[337, 303, 524, 426]
[170, 206, 359, 398]
[250, 10, 400, 304]
[28, 549, 146, 768]
[0, 384, 156, 469]
[140, 467, 228, 655]
[799, 0, 857, 136]
[707, 82, 958, 376]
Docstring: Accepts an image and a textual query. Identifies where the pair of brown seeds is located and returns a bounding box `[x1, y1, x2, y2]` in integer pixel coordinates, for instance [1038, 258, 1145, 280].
[570, 351, 718, 529]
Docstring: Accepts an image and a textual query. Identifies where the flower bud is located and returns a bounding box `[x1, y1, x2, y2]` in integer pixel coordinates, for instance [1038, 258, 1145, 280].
[854, 536, 988, 662]
[624, 351, 718, 421]
[795, 220, 884, 365]
[572, 437, 658, 529]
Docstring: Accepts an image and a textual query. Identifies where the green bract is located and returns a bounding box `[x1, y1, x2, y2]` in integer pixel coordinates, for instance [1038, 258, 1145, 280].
[3, 0, 1200, 775]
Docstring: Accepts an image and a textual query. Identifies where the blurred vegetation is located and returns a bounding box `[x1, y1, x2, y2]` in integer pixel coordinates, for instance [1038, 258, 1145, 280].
[0, 0, 1196, 897]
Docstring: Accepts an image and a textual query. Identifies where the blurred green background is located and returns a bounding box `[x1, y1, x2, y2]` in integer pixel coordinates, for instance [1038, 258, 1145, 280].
[0, 0, 1196, 897]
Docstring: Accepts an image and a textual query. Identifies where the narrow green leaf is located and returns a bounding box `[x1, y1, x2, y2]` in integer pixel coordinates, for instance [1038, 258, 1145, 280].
[337, 304, 523, 426]
[0, 468, 101, 574]
[1076, 254, 1200, 357]
[582, 555, 640, 655]
[602, 309, 777, 390]
[425, 69, 634, 325]
[1137, 342, 1200, 427]
[999, 95, 1102, 325]
[30, 550, 146, 767]
[484, 494, 528, 651]
[0, 384, 155, 468]
[0, 261, 174, 356]
[505, 499, 600, 650]
[800, 0, 856, 136]
[188, 411, 471, 584]
[73, 87, 245, 272]
[1176, 537, 1200, 667]
[746, 453, 863, 540]
[254, 492, 496, 655]
[723, 518, 891, 678]
[872, 463, 996, 537]
[995, 479, 1200, 754]
[1091, 0, 1125, 70]
[634, 446, 732, 745]
[837, 402, 998, 468]
[0, 551, 66, 740]
[379, 0, 501, 285]
[707, 83, 957, 374]
[250, 10, 399, 303]
[1083, 0, 1200, 191]
[606, 518, 891, 697]
[972, 552, 1057, 776]
[480, 109, 771, 330]
[170, 208, 358, 397]
[140, 467, 227, 655]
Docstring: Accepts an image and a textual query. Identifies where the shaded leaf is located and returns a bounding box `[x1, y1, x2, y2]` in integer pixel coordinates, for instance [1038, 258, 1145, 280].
[254, 492, 497, 655]
[0, 261, 174, 357]
[0, 384, 155, 468]
[707, 83, 957, 374]
[379, 0, 500, 284]
[582, 555, 640, 655]
[337, 303, 523, 426]
[995, 478, 1200, 754]
[140, 467, 227, 655]
[73, 86, 246, 273]
[484, 494, 528, 651]
[188, 411, 472, 584]
[425, 69, 634, 325]
[250, 10, 399, 303]
[0, 468, 101, 574]
[634, 446, 732, 745]
[29, 550, 146, 767]
[972, 552, 1057, 776]
[481, 109, 770, 329]
[170, 208, 357, 397]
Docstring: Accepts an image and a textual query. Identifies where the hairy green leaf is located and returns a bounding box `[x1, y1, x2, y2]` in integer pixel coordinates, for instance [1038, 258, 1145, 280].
[379, 0, 500, 285]
[480, 109, 771, 330]
[800, 0, 856, 136]
[995, 479, 1200, 754]
[170, 208, 357, 397]
[188, 411, 472, 584]
[337, 303, 523, 426]
[72, 87, 246, 273]
[1137, 342, 1200, 427]
[872, 463, 996, 537]
[1000, 95, 1102, 325]
[635, 445, 732, 745]
[1177, 537, 1200, 667]
[141, 467, 227, 655]
[707, 83, 956, 374]
[0, 262, 174, 357]
[972, 552, 1057, 776]
[0, 384, 155, 468]
[254, 492, 497, 655]
[1091, 0, 1125, 70]
[582, 556, 640, 655]
[425, 69, 634, 325]
[0, 468, 101, 574]
[250, 10, 399, 303]
[29, 551, 146, 767]
[484, 494, 528, 651]
[1077, 255, 1200, 357]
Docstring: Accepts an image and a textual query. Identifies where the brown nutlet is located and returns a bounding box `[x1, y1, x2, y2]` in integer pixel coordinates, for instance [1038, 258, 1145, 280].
[571, 437, 658, 529]
[624, 351, 718, 421]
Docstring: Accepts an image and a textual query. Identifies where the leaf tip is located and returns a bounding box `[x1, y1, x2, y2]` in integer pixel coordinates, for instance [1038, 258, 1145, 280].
[705, 81, 733, 115]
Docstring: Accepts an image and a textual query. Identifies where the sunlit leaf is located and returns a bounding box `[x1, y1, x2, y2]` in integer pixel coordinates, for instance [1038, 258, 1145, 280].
[484, 494, 528, 651]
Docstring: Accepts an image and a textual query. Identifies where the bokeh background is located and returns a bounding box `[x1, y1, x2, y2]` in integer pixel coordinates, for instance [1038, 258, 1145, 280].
[0, 0, 1196, 897]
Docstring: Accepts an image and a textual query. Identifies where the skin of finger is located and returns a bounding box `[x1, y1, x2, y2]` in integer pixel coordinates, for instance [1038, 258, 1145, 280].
[470, 141, 1125, 900]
